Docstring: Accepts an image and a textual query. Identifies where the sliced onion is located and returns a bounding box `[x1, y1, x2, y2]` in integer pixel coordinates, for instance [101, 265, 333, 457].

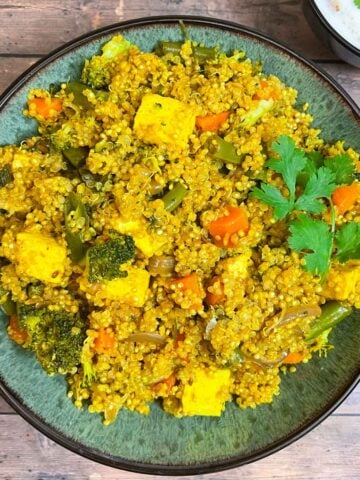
[127, 332, 166, 345]
[205, 315, 218, 338]
[266, 304, 322, 334]
[245, 351, 288, 368]
[148, 255, 175, 277]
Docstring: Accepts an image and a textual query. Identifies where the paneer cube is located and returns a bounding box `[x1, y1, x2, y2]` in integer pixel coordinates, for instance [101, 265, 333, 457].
[323, 262, 360, 303]
[133, 94, 195, 148]
[15, 231, 67, 284]
[100, 266, 150, 307]
[110, 215, 167, 257]
[182, 367, 231, 416]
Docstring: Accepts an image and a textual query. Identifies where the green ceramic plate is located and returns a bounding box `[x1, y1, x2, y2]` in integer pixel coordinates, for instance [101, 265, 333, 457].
[0, 16, 359, 476]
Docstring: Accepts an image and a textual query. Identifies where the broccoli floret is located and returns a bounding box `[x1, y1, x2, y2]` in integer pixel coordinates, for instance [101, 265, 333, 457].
[87, 234, 135, 283]
[17, 305, 86, 375]
[81, 35, 132, 89]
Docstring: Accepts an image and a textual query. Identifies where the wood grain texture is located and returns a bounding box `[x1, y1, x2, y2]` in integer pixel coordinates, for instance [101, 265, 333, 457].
[0, 0, 334, 59]
[0, 414, 359, 479]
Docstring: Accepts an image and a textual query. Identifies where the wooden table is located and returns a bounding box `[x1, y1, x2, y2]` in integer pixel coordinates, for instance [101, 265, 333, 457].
[1, 1, 359, 478]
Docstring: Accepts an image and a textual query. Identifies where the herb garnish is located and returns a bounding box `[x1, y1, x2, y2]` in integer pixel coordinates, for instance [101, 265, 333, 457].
[251, 135, 360, 280]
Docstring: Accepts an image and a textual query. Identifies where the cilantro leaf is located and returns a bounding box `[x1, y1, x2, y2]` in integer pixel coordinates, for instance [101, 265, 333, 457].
[289, 215, 333, 276]
[295, 167, 337, 213]
[324, 154, 354, 185]
[267, 135, 307, 204]
[251, 184, 291, 220]
[335, 222, 360, 262]
[296, 151, 323, 187]
[354, 0, 360, 8]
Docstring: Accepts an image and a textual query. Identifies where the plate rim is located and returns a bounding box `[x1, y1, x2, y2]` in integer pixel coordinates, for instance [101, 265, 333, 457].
[0, 14, 359, 476]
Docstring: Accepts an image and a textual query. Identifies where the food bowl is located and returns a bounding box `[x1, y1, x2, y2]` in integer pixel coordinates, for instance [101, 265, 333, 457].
[0, 16, 359, 475]
[303, 0, 360, 67]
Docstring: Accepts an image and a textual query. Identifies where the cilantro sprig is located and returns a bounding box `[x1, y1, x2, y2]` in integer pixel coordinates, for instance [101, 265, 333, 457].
[251, 135, 360, 280]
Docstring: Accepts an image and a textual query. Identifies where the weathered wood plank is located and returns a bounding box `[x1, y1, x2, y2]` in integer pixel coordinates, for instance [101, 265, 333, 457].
[0, 0, 334, 59]
[1, 58, 359, 108]
[0, 57, 38, 96]
[0, 396, 15, 413]
[0, 414, 359, 479]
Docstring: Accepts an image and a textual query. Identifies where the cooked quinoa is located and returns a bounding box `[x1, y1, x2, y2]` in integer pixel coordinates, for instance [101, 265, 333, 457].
[0, 34, 360, 424]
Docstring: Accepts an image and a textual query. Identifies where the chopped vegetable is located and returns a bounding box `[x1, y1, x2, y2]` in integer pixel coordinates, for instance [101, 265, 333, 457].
[7, 315, 28, 345]
[207, 135, 243, 164]
[282, 352, 304, 364]
[306, 301, 352, 342]
[152, 373, 177, 393]
[206, 276, 226, 305]
[155, 41, 217, 63]
[169, 272, 204, 310]
[127, 332, 166, 345]
[148, 255, 175, 277]
[28, 96, 62, 119]
[63, 146, 89, 168]
[196, 111, 229, 132]
[207, 206, 249, 248]
[332, 182, 360, 215]
[267, 304, 322, 333]
[241, 99, 274, 127]
[87, 235, 135, 283]
[94, 327, 115, 353]
[161, 182, 188, 212]
[81, 337, 96, 386]
[0, 165, 13, 188]
[65, 82, 93, 109]
[64, 192, 89, 263]
[16, 305, 86, 374]
[81, 35, 132, 88]
[252, 80, 279, 101]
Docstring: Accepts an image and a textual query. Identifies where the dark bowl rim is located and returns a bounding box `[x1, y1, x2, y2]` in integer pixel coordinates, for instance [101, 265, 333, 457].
[306, 0, 360, 55]
[0, 14, 359, 476]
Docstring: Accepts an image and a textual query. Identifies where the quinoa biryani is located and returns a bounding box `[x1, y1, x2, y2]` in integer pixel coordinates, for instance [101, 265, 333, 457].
[0, 32, 359, 425]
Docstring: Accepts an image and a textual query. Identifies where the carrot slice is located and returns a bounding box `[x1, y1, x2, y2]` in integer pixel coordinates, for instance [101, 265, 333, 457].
[7, 315, 28, 345]
[94, 327, 115, 353]
[28, 97, 63, 119]
[207, 206, 249, 248]
[206, 276, 226, 305]
[196, 111, 230, 132]
[152, 373, 177, 393]
[283, 352, 304, 364]
[332, 182, 360, 215]
[169, 273, 204, 310]
[253, 80, 279, 101]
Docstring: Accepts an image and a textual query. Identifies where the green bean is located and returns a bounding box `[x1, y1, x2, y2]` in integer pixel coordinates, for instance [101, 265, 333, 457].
[63, 146, 89, 168]
[155, 41, 217, 63]
[0, 165, 13, 188]
[64, 192, 89, 263]
[65, 82, 93, 109]
[305, 301, 352, 342]
[162, 182, 188, 212]
[208, 135, 243, 164]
